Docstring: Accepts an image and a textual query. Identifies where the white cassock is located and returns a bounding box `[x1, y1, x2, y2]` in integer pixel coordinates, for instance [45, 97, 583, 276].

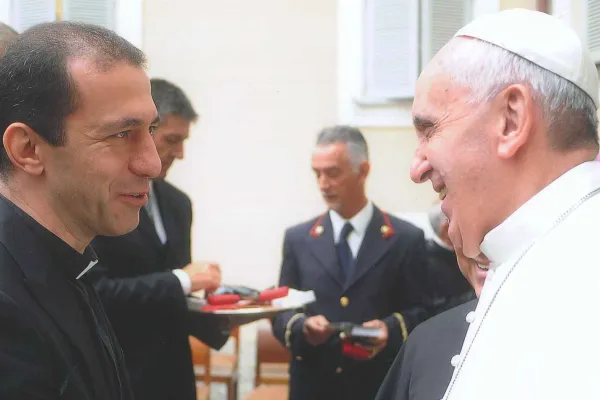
[442, 161, 600, 400]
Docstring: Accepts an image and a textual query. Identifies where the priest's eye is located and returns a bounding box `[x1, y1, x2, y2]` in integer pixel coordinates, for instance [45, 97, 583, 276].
[115, 131, 129, 139]
[149, 126, 158, 136]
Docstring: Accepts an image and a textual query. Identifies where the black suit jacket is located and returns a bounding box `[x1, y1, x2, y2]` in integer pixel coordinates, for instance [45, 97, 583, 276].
[89, 179, 228, 400]
[271, 206, 435, 400]
[0, 196, 133, 399]
[375, 299, 477, 400]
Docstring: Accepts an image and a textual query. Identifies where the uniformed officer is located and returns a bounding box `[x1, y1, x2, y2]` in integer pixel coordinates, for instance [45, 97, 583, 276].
[271, 125, 435, 400]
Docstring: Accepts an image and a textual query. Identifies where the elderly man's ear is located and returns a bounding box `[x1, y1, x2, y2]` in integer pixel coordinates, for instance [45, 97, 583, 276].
[495, 84, 533, 160]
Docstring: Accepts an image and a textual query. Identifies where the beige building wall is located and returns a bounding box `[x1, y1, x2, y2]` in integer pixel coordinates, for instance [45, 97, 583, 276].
[361, 127, 437, 213]
[143, 0, 338, 288]
[500, 0, 537, 9]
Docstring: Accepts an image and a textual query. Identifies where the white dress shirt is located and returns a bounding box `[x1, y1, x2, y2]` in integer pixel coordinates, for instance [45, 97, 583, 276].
[146, 182, 192, 295]
[443, 161, 600, 400]
[329, 201, 374, 258]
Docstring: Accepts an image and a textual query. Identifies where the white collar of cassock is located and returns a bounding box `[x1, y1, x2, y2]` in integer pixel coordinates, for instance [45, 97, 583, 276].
[480, 161, 600, 268]
[329, 201, 374, 243]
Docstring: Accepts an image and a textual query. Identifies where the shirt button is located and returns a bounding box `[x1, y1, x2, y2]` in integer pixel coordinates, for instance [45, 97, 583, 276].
[450, 354, 461, 367]
[465, 311, 475, 324]
[335, 367, 343, 374]
[295, 356, 303, 361]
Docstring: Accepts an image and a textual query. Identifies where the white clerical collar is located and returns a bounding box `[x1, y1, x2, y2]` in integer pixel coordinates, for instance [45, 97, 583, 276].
[329, 201, 374, 243]
[481, 161, 600, 267]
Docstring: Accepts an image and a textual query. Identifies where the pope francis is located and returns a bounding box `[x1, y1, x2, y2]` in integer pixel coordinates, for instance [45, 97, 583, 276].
[410, 8, 600, 400]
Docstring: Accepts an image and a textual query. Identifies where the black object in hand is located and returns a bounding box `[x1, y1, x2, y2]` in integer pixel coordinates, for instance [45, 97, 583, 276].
[327, 322, 383, 346]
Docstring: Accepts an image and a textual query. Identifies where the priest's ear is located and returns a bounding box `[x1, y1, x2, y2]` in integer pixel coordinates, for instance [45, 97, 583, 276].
[2, 123, 45, 176]
[495, 83, 534, 159]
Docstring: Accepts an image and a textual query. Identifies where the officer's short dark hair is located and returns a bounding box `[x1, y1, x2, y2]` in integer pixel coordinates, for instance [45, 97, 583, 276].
[150, 78, 198, 122]
[0, 21, 147, 175]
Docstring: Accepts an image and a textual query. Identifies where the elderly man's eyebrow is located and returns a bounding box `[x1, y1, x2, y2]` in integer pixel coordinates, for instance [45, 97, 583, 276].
[412, 115, 437, 131]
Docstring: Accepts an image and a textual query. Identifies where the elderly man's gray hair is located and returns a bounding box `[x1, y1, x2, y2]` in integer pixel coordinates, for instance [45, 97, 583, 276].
[316, 125, 369, 173]
[428, 37, 598, 151]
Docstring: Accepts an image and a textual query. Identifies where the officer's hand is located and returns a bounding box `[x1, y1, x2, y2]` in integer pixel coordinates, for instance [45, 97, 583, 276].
[360, 319, 388, 358]
[303, 315, 334, 346]
[183, 262, 222, 293]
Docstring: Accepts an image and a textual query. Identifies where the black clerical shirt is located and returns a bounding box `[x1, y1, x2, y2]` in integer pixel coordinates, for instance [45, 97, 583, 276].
[0, 194, 130, 399]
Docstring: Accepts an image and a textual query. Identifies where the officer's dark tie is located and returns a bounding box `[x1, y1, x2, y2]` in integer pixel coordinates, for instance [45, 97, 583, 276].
[336, 222, 354, 280]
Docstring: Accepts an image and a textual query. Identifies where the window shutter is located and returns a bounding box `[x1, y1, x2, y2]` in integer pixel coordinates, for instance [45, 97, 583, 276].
[62, 0, 116, 30]
[11, 0, 55, 32]
[421, 0, 471, 68]
[588, 0, 600, 63]
[364, 0, 419, 100]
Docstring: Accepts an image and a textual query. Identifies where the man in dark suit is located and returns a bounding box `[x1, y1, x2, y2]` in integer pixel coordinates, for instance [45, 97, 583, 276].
[89, 78, 229, 400]
[271, 125, 435, 400]
[375, 248, 490, 400]
[0, 22, 162, 398]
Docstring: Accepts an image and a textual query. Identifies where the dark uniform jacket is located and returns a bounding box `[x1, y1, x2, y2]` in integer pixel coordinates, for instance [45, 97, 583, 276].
[272, 205, 434, 400]
[0, 194, 133, 399]
[89, 179, 228, 400]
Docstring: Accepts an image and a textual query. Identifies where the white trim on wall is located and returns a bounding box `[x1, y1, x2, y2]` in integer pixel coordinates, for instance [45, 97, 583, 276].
[552, 0, 587, 42]
[115, 0, 143, 49]
[337, 0, 415, 127]
[552, 0, 572, 22]
[472, 0, 500, 17]
[0, 0, 10, 25]
[3, 0, 142, 49]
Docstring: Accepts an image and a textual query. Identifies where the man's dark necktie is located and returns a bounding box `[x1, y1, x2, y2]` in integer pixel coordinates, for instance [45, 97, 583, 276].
[336, 222, 354, 280]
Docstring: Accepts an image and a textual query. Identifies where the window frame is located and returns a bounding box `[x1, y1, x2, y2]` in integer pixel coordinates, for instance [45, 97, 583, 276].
[0, 0, 143, 48]
[337, 0, 499, 128]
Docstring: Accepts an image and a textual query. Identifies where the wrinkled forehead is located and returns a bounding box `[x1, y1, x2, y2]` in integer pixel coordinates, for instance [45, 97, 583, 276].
[412, 72, 473, 124]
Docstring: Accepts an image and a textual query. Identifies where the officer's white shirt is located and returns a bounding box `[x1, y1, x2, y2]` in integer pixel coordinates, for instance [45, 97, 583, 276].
[146, 181, 192, 295]
[329, 201, 374, 258]
[442, 161, 600, 399]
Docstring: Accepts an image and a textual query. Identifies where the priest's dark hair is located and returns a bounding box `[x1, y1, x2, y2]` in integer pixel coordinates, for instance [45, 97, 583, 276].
[0, 21, 147, 177]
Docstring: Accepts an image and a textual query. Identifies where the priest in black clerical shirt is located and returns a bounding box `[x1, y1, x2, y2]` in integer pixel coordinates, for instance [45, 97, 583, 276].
[0, 195, 129, 398]
[375, 248, 489, 400]
[0, 22, 162, 399]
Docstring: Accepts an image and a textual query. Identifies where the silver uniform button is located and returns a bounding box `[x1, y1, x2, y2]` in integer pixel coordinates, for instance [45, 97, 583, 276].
[466, 311, 475, 324]
[450, 354, 461, 367]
